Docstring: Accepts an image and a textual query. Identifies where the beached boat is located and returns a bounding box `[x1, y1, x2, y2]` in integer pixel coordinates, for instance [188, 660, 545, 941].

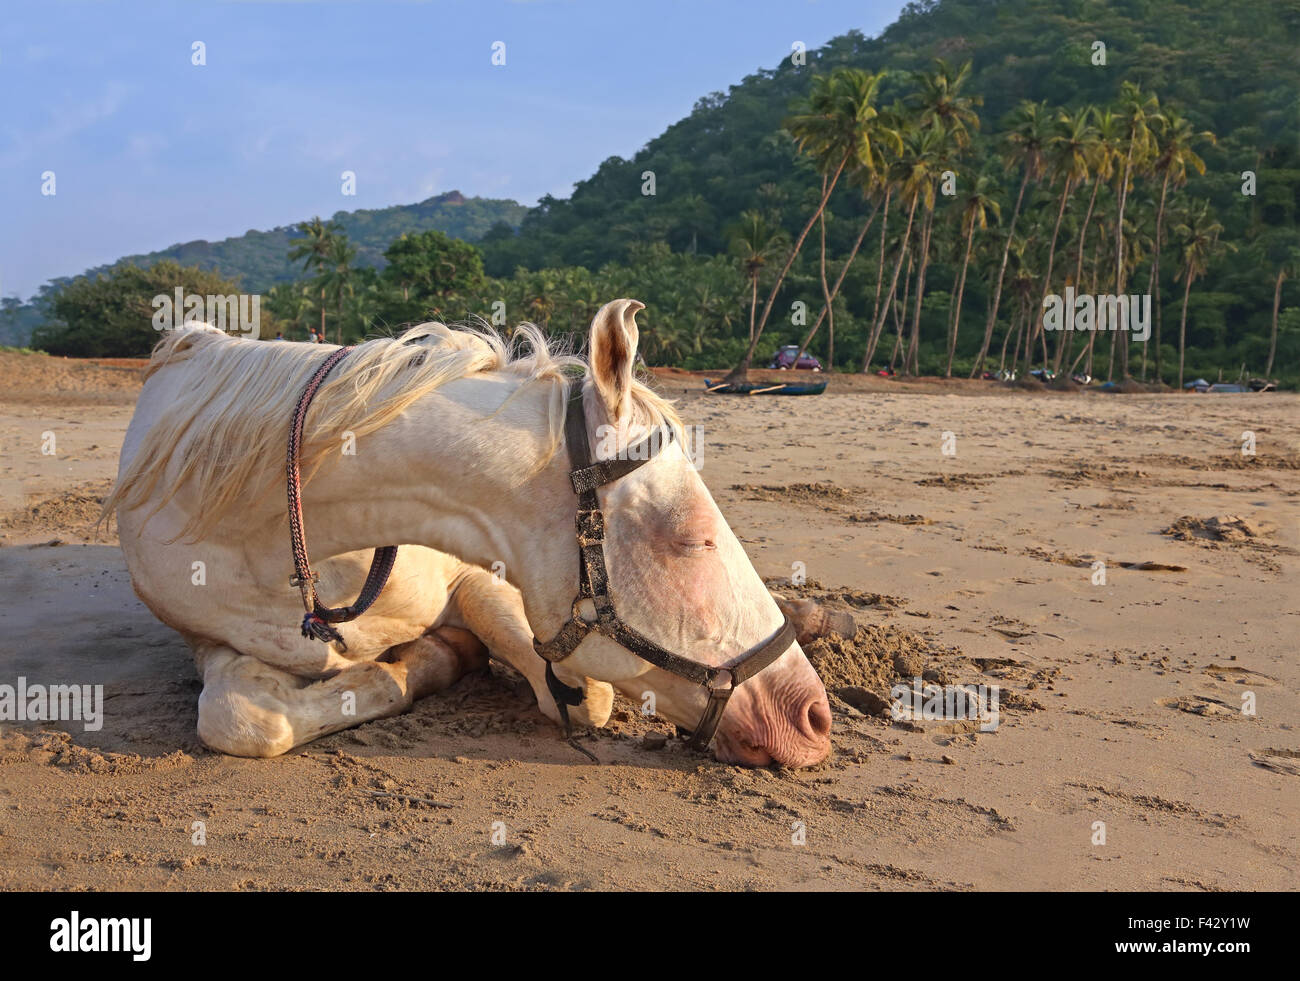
[703, 378, 828, 396]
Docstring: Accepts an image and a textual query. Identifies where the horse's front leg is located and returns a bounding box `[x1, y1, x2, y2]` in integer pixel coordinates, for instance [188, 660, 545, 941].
[193, 631, 487, 757]
[442, 566, 615, 729]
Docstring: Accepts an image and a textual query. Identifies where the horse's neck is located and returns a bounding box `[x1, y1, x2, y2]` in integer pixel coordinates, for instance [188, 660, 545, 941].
[299, 375, 577, 628]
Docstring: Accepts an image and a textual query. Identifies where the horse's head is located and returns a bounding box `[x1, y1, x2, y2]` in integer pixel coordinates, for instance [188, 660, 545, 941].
[534, 299, 831, 767]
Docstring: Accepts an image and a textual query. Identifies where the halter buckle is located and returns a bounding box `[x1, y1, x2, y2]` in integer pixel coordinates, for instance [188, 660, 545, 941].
[288, 572, 320, 589]
[706, 669, 734, 692]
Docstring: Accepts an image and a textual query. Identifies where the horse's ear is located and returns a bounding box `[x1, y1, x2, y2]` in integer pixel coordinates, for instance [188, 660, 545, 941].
[588, 299, 643, 422]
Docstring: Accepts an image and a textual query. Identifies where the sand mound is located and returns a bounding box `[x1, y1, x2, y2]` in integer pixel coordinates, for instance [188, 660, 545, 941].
[1163, 514, 1264, 544]
[804, 624, 931, 692]
[0, 479, 115, 545]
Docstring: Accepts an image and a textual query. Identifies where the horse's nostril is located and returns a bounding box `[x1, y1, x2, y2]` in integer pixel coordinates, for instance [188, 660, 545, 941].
[805, 697, 832, 739]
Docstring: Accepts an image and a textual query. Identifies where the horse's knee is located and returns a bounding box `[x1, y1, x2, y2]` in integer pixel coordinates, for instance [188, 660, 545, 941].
[197, 682, 296, 758]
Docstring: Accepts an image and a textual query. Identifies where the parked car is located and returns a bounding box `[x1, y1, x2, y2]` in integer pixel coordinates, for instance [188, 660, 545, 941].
[769, 345, 823, 371]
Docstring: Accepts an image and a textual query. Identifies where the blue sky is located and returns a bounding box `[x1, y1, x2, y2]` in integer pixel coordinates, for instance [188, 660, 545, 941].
[2, 1, 906, 300]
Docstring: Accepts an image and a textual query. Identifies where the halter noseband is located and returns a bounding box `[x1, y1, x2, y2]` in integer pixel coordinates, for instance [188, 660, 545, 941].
[533, 383, 796, 751]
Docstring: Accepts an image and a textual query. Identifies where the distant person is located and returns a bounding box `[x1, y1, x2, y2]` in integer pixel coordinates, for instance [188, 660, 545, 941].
[274, 331, 284, 341]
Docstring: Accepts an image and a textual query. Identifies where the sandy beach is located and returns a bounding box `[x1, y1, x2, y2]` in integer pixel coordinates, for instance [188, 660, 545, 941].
[0, 350, 1296, 891]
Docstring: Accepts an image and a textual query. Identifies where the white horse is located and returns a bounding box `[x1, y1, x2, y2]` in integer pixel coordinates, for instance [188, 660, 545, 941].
[106, 300, 832, 766]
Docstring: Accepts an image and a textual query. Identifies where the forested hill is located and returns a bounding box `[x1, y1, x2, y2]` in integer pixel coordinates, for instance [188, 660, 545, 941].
[81, 191, 528, 294]
[483, 0, 1300, 274]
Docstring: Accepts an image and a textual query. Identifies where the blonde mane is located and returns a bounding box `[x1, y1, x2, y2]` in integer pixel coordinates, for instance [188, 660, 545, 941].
[104, 321, 682, 541]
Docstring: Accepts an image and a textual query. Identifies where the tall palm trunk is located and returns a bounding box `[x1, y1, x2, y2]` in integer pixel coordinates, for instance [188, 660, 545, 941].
[1055, 177, 1102, 373]
[870, 188, 893, 330]
[1267, 268, 1285, 378]
[748, 274, 758, 345]
[1177, 268, 1194, 387]
[999, 303, 1023, 375]
[946, 219, 976, 377]
[818, 210, 834, 370]
[894, 247, 914, 373]
[1114, 144, 1136, 378]
[730, 156, 848, 379]
[862, 193, 919, 371]
[971, 170, 1030, 377]
[794, 199, 881, 365]
[1147, 171, 1170, 383]
[906, 207, 935, 375]
[889, 247, 913, 372]
[1074, 224, 1105, 376]
[1031, 176, 1073, 371]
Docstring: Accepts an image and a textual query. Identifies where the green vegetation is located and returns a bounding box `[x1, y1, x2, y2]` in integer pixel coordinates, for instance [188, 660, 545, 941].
[16, 0, 1300, 386]
[96, 190, 523, 292]
[30, 262, 262, 358]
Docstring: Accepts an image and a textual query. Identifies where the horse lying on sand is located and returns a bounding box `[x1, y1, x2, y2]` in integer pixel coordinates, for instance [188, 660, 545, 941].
[106, 299, 835, 766]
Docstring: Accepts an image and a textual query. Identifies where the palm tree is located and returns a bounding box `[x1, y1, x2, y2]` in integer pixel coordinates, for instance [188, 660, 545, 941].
[899, 60, 978, 375]
[792, 105, 903, 368]
[911, 58, 982, 150]
[1035, 106, 1097, 370]
[1071, 213, 1112, 378]
[1171, 199, 1229, 387]
[859, 112, 930, 372]
[901, 123, 951, 374]
[1146, 105, 1213, 382]
[730, 67, 888, 381]
[970, 100, 1050, 377]
[1000, 238, 1035, 375]
[727, 211, 788, 345]
[319, 236, 357, 345]
[1264, 233, 1300, 378]
[265, 282, 317, 340]
[1058, 108, 1121, 374]
[946, 174, 1000, 376]
[1113, 82, 1161, 377]
[1017, 208, 1054, 370]
[289, 217, 340, 338]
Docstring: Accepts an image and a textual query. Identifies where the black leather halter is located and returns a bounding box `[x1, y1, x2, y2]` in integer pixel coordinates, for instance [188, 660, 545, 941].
[533, 383, 796, 751]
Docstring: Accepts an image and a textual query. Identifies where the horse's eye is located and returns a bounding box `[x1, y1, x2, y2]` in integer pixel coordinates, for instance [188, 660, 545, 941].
[676, 539, 717, 554]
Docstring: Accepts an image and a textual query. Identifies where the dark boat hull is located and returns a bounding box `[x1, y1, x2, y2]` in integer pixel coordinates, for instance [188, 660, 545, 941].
[703, 379, 827, 396]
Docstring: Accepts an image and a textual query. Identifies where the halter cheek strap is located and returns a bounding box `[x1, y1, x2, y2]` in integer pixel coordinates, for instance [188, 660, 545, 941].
[533, 383, 795, 750]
